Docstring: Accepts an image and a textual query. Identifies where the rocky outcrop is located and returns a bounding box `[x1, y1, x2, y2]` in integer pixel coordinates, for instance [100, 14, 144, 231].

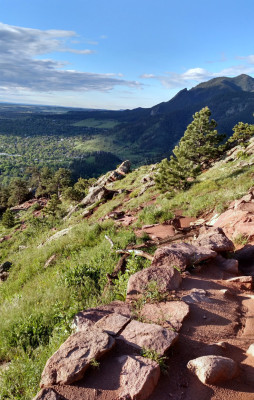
[40, 327, 115, 387]
[38, 227, 72, 248]
[187, 355, 238, 384]
[118, 355, 160, 400]
[126, 265, 182, 300]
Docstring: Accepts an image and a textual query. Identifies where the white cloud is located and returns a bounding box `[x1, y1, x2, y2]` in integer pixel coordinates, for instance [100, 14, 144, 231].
[237, 55, 254, 64]
[142, 64, 254, 89]
[0, 22, 141, 94]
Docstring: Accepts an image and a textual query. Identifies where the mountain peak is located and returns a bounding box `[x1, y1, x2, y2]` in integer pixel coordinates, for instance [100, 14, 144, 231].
[194, 74, 254, 92]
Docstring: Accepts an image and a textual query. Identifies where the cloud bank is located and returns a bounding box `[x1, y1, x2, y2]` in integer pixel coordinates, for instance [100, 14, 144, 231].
[141, 64, 254, 89]
[0, 22, 141, 93]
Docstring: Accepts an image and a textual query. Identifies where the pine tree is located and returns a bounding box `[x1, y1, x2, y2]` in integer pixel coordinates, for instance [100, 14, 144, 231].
[43, 194, 62, 218]
[156, 107, 223, 193]
[227, 122, 254, 147]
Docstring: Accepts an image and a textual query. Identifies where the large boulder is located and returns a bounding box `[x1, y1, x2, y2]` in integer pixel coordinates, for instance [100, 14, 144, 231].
[40, 327, 115, 387]
[95, 313, 131, 336]
[126, 265, 182, 300]
[118, 355, 160, 400]
[119, 320, 178, 356]
[187, 355, 238, 384]
[193, 226, 234, 252]
[151, 243, 217, 272]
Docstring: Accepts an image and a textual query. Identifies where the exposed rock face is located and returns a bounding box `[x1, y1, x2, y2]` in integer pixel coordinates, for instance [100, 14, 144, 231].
[151, 243, 217, 272]
[118, 355, 160, 400]
[119, 320, 178, 356]
[193, 226, 234, 252]
[34, 388, 65, 400]
[187, 355, 238, 384]
[80, 185, 117, 208]
[140, 301, 189, 331]
[40, 327, 115, 387]
[126, 265, 182, 300]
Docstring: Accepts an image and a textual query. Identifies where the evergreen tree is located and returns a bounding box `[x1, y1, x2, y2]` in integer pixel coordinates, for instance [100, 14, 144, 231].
[2, 209, 15, 228]
[227, 122, 254, 147]
[8, 178, 29, 206]
[43, 194, 62, 218]
[156, 107, 223, 193]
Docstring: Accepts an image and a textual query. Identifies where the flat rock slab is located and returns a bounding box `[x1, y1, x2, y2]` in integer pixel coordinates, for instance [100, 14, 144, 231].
[126, 265, 181, 300]
[40, 327, 115, 387]
[119, 320, 178, 356]
[34, 388, 65, 400]
[74, 301, 132, 331]
[151, 243, 217, 271]
[182, 289, 212, 304]
[187, 355, 238, 384]
[193, 226, 234, 252]
[95, 313, 131, 336]
[118, 355, 160, 400]
[140, 301, 189, 331]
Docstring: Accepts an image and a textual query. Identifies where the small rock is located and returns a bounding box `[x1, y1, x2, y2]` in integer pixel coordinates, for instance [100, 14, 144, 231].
[187, 355, 238, 384]
[182, 289, 211, 304]
[215, 341, 228, 349]
[40, 326, 115, 387]
[247, 344, 254, 357]
[34, 388, 65, 400]
[118, 355, 160, 400]
[119, 320, 178, 356]
[126, 265, 182, 300]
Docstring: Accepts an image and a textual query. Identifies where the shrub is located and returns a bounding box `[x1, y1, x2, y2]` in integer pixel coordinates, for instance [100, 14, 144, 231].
[2, 209, 15, 228]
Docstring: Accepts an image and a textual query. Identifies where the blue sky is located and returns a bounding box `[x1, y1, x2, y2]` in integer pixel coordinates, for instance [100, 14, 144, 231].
[0, 0, 254, 109]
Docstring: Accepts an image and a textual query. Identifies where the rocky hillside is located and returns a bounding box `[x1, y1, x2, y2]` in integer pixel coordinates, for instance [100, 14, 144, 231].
[1, 137, 254, 399]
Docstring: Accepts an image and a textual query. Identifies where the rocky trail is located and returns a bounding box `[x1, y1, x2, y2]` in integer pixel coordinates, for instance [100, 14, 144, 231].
[32, 188, 254, 400]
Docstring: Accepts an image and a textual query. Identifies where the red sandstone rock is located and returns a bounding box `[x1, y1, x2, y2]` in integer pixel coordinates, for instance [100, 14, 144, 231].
[95, 313, 131, 335]
[193, 226, 234, 252]
[40, 327, 115, 387]
[117, 355, 160, 400]
[126, 265, 182, 300]
[151, 242, 217, 271]
[140, 301, 189, 331]
[118, 320, 178, 356]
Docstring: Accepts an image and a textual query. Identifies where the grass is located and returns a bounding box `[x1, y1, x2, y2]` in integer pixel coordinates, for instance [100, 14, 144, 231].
[233, 233, 249, 246]
[140, 347, 168, 374]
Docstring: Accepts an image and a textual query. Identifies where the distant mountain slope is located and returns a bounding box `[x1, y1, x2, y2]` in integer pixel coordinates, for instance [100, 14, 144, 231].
[0, 75, 253, 175]
[58, 74, 254, 162]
